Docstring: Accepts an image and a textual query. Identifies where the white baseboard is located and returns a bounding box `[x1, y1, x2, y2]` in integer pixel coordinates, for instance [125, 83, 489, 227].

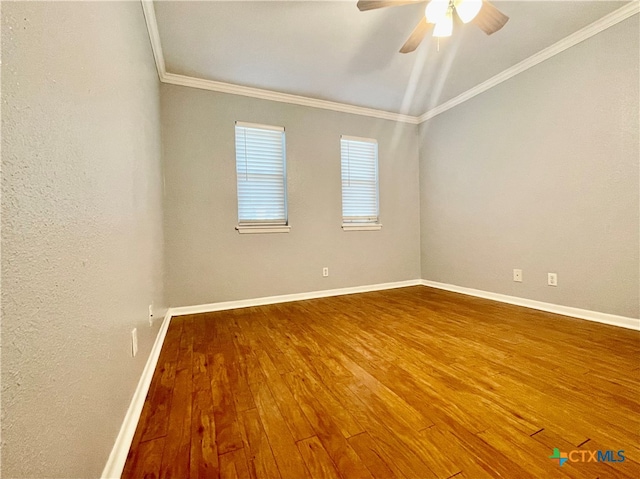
[101, 309, 173, 479]
[100, 279, 419, 477]
[169, 279, 422, 316]
[101, 277, 637, 478]
[420, 280, 640, 331]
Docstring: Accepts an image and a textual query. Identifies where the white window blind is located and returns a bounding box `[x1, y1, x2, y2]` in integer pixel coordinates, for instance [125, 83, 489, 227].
[341, 136, 379, 224]
[235, 122, 287, 226]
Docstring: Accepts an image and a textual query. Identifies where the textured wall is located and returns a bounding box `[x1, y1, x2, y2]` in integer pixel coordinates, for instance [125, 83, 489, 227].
[161, 84, 421, 307]
[419, 16, 639, 318]
[1, 2, 166, 477]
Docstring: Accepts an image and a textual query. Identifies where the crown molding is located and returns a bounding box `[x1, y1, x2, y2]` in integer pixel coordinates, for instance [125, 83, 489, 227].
[140, 0, 418, 124]
[161, 72, 420, 124]
[140, 0, 165, 81]
[418, 2, 640, 123]
[141, 0, 638, 126]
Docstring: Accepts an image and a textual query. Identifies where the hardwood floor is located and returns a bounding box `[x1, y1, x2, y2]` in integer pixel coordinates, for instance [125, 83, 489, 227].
[122, 286, 640, 479]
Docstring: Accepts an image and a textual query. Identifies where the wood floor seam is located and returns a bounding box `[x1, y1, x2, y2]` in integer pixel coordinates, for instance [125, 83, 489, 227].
[122, 286, 640, 479]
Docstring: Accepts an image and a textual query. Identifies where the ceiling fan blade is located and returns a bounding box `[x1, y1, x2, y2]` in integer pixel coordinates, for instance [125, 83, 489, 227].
[472, 1, 509, 35]
[399, 18, 431, 53]
[357, 1, 424, 12]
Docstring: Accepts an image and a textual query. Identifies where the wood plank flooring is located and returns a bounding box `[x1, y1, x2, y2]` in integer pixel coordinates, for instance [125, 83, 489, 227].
[123, 286, 640, 479]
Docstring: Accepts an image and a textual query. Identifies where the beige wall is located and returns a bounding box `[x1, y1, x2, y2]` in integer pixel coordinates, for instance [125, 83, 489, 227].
[419, 16, 639, 318]
[1, 2, 166, 477]
[161, 84, 421, 307]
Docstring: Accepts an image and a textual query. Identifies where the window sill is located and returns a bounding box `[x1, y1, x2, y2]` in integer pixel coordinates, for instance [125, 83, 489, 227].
[342, 224, 382, 231]
[236, 225, 291, 234]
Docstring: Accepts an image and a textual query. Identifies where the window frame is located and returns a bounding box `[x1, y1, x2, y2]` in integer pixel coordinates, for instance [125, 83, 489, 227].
[340, 135, 382, 231]
[234, 121, 290, 234]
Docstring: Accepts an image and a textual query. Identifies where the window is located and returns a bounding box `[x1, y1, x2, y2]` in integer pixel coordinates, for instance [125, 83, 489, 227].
[235, 122, 289, 234]
[341, 135, 381, 231]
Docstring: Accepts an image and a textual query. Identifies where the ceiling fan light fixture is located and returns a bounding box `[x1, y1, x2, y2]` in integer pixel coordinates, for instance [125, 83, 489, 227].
[425, 0, 450, 24]
[432, 10, 453, 37]
[455, 0, 483, 23]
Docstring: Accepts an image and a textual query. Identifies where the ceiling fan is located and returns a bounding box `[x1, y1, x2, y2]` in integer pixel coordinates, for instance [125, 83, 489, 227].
[357, 0, 509, 53]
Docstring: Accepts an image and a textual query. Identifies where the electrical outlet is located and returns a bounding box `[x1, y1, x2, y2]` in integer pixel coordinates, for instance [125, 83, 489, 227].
[148, 304, 154, 326]
[322, 267, 329, 277]
[548, 273, 558, 286]
[513, 269, 522, 282]
[131, 328, 138, 357]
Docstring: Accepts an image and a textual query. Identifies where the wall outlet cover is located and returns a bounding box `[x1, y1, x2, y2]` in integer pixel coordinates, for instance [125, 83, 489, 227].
[513, 269, 523, 282]
[131, 328, 138, 357]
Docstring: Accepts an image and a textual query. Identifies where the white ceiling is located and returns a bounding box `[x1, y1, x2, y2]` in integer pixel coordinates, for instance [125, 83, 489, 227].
[154, 1, 629, 116]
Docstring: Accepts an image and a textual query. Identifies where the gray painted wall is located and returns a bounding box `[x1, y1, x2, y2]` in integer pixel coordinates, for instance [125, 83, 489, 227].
[1, 2, 166, 477]
[419, 16, 639, 318]
[161, 85, 421, 307]
[1, 3, 637, 476]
